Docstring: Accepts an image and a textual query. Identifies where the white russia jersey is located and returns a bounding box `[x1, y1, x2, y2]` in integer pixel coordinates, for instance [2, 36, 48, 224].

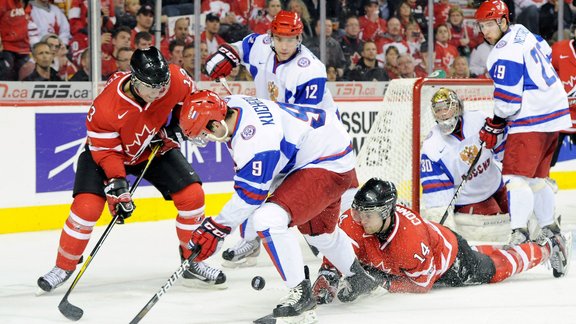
[214, 95, 355, 228]
[232, 33, 337, 114]
[420, 111, 503, 209]
[486, 24, 571, 134]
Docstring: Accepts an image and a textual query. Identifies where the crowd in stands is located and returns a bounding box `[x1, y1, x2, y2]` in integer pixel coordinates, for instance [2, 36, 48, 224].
[0, 0, 574, 82]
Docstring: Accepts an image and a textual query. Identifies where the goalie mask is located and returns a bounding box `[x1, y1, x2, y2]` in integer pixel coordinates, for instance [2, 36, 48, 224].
[431, 88, 463, 135]
[180, 90, 228, 147]
[351, 178, 397, 224]
[130, 46, 170, 102]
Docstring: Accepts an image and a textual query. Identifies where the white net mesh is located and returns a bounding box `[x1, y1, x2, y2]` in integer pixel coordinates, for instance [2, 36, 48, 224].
[355, 78, 494, 210]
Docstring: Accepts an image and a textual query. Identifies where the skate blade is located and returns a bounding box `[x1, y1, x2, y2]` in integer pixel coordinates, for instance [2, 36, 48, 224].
[254, 310, 318, 324]
[222, 257, 258, 269]
[182, 279, 228, 290]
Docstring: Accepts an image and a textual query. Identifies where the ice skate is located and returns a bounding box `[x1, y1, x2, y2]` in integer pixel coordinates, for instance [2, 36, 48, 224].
[255, 279, 317, 324]
[222, 237, 261, 268]
[337, 259, 379, 303]
[182, 260, 227, 289]
[36, 266, 73, 295]
[506, 228, 529, 248]
[537, 225, 572, 278]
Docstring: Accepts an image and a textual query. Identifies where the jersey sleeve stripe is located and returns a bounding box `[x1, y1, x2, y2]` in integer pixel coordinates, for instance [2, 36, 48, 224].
[88, 144, 122, 152]
[311, 144, 354, 163]
[494, 88, 522, 103]
[241, 33, 259, 64]
[422, 180, 453, 193]
[233, 181, 268, 205]
[87, 131, 120, 138]
[508, 108, 570, 127]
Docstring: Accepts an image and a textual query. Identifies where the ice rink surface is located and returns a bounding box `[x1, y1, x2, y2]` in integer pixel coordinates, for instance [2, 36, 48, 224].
[2, 190, 575, 324]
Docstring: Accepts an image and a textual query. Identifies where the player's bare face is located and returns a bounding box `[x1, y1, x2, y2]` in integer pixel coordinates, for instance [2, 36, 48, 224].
[132, 78, 170, 102]
[478, 20, 503, 45]
[273, 35, 299, 61]
[352, 209, 388, 235]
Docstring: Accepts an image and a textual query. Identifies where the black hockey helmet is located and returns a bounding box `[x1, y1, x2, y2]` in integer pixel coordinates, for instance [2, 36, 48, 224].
[351, 178, 397, 221]
[130, 46, 170, 88]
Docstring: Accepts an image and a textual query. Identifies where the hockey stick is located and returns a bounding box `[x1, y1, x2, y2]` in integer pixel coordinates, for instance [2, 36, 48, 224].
[219, 76, 233, 95]
[58, 145, 160, 321]
[129, 247, 201, 324]
[439, 145, 483, 225]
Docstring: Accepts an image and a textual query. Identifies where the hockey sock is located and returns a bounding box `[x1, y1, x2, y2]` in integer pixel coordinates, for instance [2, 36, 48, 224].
[304, 228, 356, 277]
[529, 178, 556, 227]
[504, 175, 534, 230]
[172, 183, 205, 259]
[475, 242, 549, 283]
[56, 193, 105, 271]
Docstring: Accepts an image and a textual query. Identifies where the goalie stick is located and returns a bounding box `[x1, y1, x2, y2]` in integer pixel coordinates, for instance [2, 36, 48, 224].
[58, 145, 160, 321]
[439, 144, 483, 225]
[129, 247, 201, 324]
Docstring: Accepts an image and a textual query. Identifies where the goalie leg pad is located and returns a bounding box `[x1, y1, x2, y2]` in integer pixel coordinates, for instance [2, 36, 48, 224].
[453, 212, 511, 243]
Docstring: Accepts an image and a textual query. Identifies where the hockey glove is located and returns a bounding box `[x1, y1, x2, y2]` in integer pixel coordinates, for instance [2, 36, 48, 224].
[204, 44, 240, 80]
[104, 178, 134, 221]
[479, 116, 506, 149]
[152, 124, 187, 155]
[188, 217, 231, 261]
[312, 264, 341, 304]
[363, 265, 393, 290]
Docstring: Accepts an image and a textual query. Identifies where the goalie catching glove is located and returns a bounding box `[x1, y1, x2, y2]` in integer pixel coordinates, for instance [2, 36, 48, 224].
[204, 44, 240, 80]
[312, 264, 341, 304]
[479, 116, 506, 149]
[104, 178, 135, 221]
[188, 217, 231, 261]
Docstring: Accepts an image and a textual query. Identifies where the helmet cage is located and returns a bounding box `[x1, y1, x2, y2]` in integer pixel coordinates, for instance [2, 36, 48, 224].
[431, 89, 462, 135]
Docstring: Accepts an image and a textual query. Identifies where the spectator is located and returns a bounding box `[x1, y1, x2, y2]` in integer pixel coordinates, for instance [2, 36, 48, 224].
[70, 48, 90, 81]
[201, 0, 262, 24]
[330, 17, 345, 42]
[27, 0, 71, 46]
[433, 24, 458, 75]
[405, 21, 425, 64]
[469, 42, 492, 78]
[0, 0, 31, 81]
[68, 0, 115, 38]
[344, 40, 389, 81]
[376, 17, 409, 58]
[199, 42, 211, 81]
[327, 0, 362, 27]
[377, 0, 393, 21]
[116, 0, 140, 29]
[539, 0, 572, 42]
[130, 4, 154, 48]
[171, 17, 193, 46]
[449, 55, 470, 78]
[168, 39, 185, 66]
[406, 0, 428, 35]
[162, 0, 195, 17]
[115, 47, 133, 73]
[359, 0, 387, 42]
[182, 43, 195, 78]
[134, 31, 153, 49]
[54, 37, 77, 81]
[22, 42, 61, 81]
[102, 26, 132, 80]
[383, 45, 400, 79]
[447, 5, 483, 57]
[304, 19, 347, 75]
[201, 13, 227, 55]
[396, 1, 416, 29]
[433, 0, 451, 29]
[287, 0, 314, 39]
[513, 0, 540, 34]
[340, 16, 364, 71]
[327, 65, 339, 81]
[226, 64, 253, 81]
[18, 33, 61, 80]
[396, 53, 427, 78]
[250, 0, 283, 34]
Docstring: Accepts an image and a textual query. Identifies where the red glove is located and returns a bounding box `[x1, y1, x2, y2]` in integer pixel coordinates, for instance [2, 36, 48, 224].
[187, 217, 231, 261]
[479, 116, 506, 149]
[312, 264, 341, 304]
[104, 178, 134, 220]
[204, 44, 240, 80]
[152, 125, 186, 155]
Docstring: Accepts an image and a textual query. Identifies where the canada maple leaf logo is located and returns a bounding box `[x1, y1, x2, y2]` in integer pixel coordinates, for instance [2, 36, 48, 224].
[125, 124, 156, 163]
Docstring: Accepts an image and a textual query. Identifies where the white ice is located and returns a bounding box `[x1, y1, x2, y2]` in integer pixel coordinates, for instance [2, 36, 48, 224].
[1, 190, 575, 324]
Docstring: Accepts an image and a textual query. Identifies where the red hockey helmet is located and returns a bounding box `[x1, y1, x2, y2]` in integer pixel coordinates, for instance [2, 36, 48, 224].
[180, 90, 227, 139]
[271, 10, 304, 37]
[474, 0, 509, 22]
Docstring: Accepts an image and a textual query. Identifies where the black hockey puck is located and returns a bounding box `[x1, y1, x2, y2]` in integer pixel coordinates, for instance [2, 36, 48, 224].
[251, 276, 265, 290]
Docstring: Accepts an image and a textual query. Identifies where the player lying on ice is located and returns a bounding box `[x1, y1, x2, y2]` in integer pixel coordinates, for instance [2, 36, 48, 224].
[180, 90, 379, 323]
[312, 178, 572, 303]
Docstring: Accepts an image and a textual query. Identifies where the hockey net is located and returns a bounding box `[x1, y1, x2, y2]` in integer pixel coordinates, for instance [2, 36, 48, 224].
[355, 78, 495, 212]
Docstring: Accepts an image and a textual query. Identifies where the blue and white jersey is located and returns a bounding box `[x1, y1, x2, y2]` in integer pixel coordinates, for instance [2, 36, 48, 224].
[486, 24, 571, 134]
[232, 33, 337, 114]
[420, 111, 504, 209]
[214, 95, 355, 228]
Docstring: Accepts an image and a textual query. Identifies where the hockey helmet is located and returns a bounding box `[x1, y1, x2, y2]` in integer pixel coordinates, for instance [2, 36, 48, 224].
[474, 0, 509, 22]
[431, 88, 463, 135]
[271, 11, 304, 37]
[180, 90, 228, 147]
[130, 46, 170, 101]
[351, 178, 397, 222]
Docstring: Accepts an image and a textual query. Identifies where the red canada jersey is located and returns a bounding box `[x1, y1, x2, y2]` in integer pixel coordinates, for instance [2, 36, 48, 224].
[551, 39, 576, 133]
[335, 205, 458, 293]
[0, 0, 30, 54]
[86, 64, 196, 179]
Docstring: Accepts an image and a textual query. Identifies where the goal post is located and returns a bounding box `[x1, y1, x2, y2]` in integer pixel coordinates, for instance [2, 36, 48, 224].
[355, 78, 495, 212]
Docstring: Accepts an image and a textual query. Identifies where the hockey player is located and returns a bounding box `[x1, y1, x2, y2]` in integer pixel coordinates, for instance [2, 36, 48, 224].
[202, 10, 354, 267]
[420, 88, 509, 242]
[475, 0, 572, 245]
[312, 178, 572, 303]
[37, 47, 226, 294]
[180, 90, 378, 322]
